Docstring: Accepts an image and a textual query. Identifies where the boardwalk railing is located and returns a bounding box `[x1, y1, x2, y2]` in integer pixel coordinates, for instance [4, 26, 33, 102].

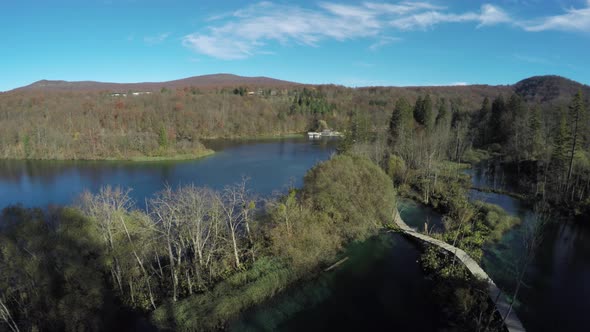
[393, 211, 526, 332]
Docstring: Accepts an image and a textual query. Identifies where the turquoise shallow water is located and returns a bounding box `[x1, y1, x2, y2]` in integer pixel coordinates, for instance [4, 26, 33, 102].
[398, 198, 444, 233]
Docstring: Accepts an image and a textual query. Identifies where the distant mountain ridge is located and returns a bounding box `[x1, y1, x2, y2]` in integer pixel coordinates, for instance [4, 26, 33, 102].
[9, 74, 590, 104]
[12, 74, 299, 93]
[514, 75, 590, 103]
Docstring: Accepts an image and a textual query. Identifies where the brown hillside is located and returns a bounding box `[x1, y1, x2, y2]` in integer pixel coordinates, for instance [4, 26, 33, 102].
[12, 74, 300, 93]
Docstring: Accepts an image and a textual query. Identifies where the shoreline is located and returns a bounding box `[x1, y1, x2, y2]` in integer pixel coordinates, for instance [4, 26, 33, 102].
[201, 132, 305, 140]
[0, 134, 315, 162]
[0, 149, 216, 162]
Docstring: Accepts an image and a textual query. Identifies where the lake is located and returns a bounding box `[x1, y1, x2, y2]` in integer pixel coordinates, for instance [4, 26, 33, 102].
[0, 138, 337, 209]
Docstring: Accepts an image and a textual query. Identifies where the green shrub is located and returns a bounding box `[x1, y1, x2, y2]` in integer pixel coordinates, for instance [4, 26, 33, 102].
[303, 154, 397, 242]
[386, 154, 407, 184]
[152, 257, 293, 331]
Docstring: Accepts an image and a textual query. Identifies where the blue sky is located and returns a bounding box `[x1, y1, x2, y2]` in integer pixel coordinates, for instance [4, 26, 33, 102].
[1, 0, 589, 91]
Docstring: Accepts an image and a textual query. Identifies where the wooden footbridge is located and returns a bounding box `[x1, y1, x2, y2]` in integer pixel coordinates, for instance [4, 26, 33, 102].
[393, 210, 526, 332]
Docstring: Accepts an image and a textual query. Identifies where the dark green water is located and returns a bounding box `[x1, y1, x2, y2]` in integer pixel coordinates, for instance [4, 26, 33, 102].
[0, 138, 337, 208]
[398, 198, 445, 233]
[468, 163, 590, 332]
[231, 233, 444, 332]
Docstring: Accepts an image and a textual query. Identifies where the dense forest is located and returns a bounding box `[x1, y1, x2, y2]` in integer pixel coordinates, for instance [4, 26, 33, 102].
[0, 75, 586, 163]
[0, 78, 514, 160]
[383, 87, 589, 218]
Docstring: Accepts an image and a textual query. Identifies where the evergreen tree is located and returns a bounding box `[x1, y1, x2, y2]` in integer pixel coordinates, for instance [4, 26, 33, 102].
[413, 94, 435, 131]
[507, 94, 528, 161]
[566, 90, 587, 189]
[413, 96, 424, 125]
[551, 110, 571, 192]
[435, 97, 450, 128]
[490, 95, 508, 144]
[526, 106, 544, 159]
[340, 109, 370, 153]
[388, 97, 413, 147]
[473, 97, 491, 147]
[423, 94, 435, 131]
[158, 125, 168, 149]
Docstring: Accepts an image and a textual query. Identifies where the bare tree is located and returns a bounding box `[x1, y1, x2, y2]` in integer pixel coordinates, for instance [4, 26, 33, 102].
[80, 186, 134, 293]
[80, 186, 157, 308]
[149, 186, 182, 301]
[0, 298, 19, 332]
[217, 183, 246, 269]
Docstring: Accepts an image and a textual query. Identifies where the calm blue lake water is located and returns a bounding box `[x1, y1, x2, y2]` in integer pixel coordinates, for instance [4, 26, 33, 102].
[0, 138, 337, 208]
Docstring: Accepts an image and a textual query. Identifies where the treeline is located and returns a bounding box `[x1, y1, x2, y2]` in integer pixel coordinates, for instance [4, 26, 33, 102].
[381, 88, 589, 218]
[341, 91, 523, 260]
[471, 92, 589, 215]
[0, 81, 512, 160]
[0, 154, 396, 331]
[0, 87, 340, 160]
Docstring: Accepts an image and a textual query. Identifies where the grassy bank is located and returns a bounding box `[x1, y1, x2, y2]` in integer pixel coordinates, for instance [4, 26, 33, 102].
[115, 149, 215, 162]
[0, 148, 216, 162]
[201, 132, 306, 140]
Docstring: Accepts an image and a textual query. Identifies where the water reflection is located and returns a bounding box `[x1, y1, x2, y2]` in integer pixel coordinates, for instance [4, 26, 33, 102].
[231, 233, 444, 332]
[398, 198, 444, 233]
[469, 162, 590, 332]
[0, 138, 337, 209]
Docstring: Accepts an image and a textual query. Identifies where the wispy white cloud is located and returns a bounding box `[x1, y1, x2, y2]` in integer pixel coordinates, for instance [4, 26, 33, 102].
[513, 53, 553, 65]
[340, 77, 389, 87]
[183, 2, 385, 59]
[363, 2, 444, 15]
[421, 81, 470, 86]
[144, 32, 170, 45]
[478, 4, 511, 27]
[389, 4, 510, 30]
[369, 36, 401, 51]
[523, 0, 590, 32]
[354, 61, 376, 68]
[183, 2, 492, 59]
[182, 1, 589, 60]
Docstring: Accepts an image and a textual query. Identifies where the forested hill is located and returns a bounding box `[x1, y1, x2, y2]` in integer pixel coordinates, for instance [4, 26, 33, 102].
[514, 75, 590, 104]
[10, 74, 299, 93]
[7, 74, 588, 104]
[0, 74, 586, 160]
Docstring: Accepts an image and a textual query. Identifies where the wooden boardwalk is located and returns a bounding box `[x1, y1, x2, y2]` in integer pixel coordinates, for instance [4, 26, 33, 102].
[393, 211, 526, 332]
